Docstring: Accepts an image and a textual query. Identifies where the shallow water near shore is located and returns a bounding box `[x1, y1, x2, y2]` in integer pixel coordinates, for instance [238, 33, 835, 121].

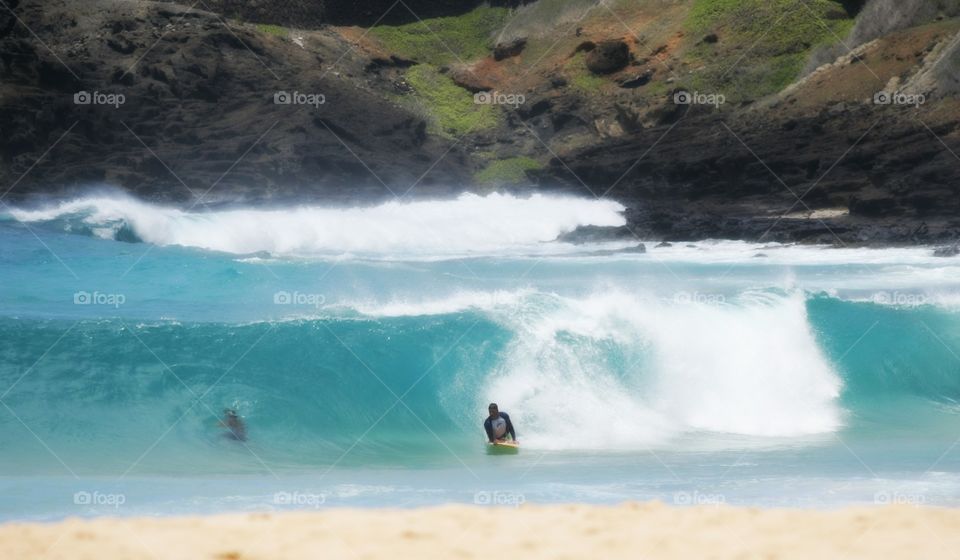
[1, 194, 959, 521]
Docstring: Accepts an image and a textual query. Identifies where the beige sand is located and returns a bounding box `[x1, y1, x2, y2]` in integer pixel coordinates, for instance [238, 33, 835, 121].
[2, 502, 959, 559]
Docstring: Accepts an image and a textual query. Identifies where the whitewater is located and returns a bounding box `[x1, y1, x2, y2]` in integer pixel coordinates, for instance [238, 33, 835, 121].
[2, 193, 959, 520]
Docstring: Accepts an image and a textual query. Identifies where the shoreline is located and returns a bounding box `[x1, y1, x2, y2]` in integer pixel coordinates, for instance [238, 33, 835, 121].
[3, 503, 959, 559]
[3, 189, 959, 251]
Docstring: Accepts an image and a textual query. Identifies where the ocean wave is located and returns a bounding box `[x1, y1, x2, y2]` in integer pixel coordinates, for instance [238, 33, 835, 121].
[7, 284, 960, 468]
[471, 291, 842, 448]
[6, 193, 626, 258]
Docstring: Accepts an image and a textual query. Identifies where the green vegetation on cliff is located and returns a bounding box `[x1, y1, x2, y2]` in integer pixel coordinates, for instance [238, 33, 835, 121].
[404, 65, 499, 136]
[685, 0, 855, 99]
[567, 52, 608, 94]
[474, 157, 542, 185]
[255, 23, 289, 38]
[370, 6, 511, 66]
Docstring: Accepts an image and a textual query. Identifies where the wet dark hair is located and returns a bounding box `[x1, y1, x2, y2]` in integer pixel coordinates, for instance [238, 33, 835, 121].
[488, 403, 498, 410]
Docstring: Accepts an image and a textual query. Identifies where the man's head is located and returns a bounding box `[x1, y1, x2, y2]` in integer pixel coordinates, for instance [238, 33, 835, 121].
[488, 403, 499, 419]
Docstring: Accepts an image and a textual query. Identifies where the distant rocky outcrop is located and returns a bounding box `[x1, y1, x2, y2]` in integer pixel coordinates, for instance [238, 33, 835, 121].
[177, 0, 327, 28]
[585, 40, 630, 75]
[493, 38, 527, 61]
[901, 31, 960, 98]
[0, 0, 473, 202]
[934, 245, 960, 257]
[194, 0, 531, 27]
[848, 0, 960, 45]
[805, 0, 960, 73]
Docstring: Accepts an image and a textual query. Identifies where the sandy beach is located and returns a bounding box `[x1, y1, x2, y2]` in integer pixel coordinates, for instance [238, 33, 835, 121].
[3, 503, 959, 559]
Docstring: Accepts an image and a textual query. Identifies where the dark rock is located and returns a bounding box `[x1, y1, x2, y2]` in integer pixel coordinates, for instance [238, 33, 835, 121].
[111, 67, 135, 86]
[540, 98, 960, 245]
[934, 245, 959, 257]
[203, 31, 257, 53]
[550, 109, 585, 131]
[37, 60, 79, 90]
[0, 0, 474, 204]
[574, 41, 596, 53]
[556, 225, 633, 244]
[191, 82, 220, 102]
[366, 56, 416, 70]
[448, 67, 494, 93]
[412, 120, 427, 145]
[648, 96, 687, 125]
[518, 99, 551, 119]
[849, 193, 898, 217]
[393, 78, 413, 94]
[655, 241, 672, 247]
[143, 64, 169, 83]
[586, 40, 630, 74]
[619, 70, 653, 88]
[579, 243, 646, 256]
[493, 38, 526, 61]
[702, 33, 719, 44]
[106, 36, 136, 54]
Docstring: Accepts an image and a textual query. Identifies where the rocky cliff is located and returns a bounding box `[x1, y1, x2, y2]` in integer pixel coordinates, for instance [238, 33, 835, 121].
[2, 0, 959, 244]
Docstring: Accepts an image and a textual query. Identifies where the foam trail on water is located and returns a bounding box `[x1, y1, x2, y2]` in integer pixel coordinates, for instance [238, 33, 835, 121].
[341, 289, 536, 317]
[7, 193, 626, 257]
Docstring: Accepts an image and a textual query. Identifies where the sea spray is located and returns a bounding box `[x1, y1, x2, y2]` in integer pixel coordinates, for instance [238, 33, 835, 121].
[478, 291, 841, 449]
[7, 193, 627, 257]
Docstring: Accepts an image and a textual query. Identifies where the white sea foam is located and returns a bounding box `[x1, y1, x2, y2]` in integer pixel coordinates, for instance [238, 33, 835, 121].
[7, 193, 627, 258]
[421, 289, 846, 449]
[9, 194, 960, 267]
[342, 289, 536, 317]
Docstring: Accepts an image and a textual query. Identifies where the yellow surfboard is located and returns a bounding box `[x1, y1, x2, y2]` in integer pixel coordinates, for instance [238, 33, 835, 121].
[487, 440, 520, 454]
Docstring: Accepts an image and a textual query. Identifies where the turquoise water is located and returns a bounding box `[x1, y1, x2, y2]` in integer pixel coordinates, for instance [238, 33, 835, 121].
[1, 195, 960, 520]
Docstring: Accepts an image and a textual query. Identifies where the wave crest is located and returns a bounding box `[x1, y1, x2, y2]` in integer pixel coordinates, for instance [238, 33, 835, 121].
[7, 193, 627, 258]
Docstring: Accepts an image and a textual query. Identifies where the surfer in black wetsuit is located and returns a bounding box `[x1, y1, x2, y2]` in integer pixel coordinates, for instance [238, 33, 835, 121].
[220, 408, 247, 442]
[483, 403, 516, 443]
